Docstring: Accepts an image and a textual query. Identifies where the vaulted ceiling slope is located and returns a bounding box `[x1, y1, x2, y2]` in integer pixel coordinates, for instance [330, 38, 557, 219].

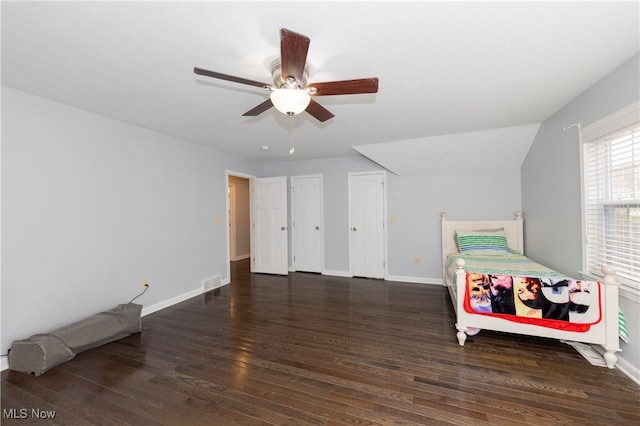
[353, 123, 542, 176]
[2, 1, 638, 174]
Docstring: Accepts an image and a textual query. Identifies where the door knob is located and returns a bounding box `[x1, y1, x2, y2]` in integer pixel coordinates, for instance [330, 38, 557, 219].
[281, 226, 286, 230]
[315, 226, 320, 230]
[352, 227, 357, 231]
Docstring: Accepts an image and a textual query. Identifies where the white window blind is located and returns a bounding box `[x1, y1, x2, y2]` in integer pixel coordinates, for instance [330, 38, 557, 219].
[583, 118, 640, 290]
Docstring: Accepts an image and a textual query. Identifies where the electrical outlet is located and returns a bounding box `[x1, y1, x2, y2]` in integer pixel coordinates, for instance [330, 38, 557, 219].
[142, 278, 150, 288]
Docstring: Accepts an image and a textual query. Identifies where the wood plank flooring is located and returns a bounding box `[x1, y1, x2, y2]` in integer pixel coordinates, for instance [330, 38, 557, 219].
[2, 259, 638, 425]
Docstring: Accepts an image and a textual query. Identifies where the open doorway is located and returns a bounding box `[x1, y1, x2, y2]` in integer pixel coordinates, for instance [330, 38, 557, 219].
[226, 172, 253, 282]
[228, 175, 251, 261]
[225, 171, 289, 278]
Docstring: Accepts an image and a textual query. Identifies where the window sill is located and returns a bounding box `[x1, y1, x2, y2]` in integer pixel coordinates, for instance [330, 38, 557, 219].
[619, 286, 640, 303]
[579, 270, 640, 303]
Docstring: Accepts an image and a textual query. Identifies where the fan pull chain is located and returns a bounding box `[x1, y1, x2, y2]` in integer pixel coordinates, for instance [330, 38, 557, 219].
[288, 113, 295, 155]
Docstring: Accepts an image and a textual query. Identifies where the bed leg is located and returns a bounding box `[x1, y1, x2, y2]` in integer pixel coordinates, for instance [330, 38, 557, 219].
[603, 350, 617, 369]
[455, 325, 467, 346]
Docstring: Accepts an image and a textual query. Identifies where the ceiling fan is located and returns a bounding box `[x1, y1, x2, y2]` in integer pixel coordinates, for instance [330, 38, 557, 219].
[194, 28, 379, 122]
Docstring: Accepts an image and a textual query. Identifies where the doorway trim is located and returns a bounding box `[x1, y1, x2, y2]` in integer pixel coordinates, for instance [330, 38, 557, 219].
[225, 170, 255, 283]
[228, 182, 237, 261]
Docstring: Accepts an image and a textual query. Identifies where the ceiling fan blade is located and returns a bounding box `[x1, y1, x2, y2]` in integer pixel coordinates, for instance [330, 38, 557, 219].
[242, 99, 274, 117]
[305, 99, 334, 122]
[280, 28, 310, 84]
[194, 67, 271, 89]
[307, 78, 379, 96]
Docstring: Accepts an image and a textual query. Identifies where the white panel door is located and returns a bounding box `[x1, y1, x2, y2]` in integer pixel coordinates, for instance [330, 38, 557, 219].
[292, 175, 323, 273]
[349, 172, 385, 278]
[251, 176, 288, 275]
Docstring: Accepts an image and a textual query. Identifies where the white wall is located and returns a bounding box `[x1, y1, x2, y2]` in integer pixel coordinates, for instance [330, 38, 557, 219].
[264, 157, 522, 280]
[386, 171, 521, 281]
[521, 53, 640, 379]
[1, 87, 263, 355]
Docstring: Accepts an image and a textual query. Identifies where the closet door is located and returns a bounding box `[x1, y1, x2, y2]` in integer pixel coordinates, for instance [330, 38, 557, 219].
[292, 175, 323, 273]
[349, 171, 386, 279]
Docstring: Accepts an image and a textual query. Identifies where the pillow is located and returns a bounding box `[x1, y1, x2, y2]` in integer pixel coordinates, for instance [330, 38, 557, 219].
[456, 230, 509, 254]
[453, 227, 504, 251]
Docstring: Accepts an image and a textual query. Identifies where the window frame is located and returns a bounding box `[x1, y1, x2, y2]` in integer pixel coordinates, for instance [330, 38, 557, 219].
[580, 102, 640, 299]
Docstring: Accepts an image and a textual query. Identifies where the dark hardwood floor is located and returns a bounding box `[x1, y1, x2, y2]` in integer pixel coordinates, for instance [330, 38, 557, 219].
[2, 259, 638, 425]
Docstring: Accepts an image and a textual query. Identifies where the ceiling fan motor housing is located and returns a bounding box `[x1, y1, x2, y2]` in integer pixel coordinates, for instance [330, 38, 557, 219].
[271, 58, 309, 89]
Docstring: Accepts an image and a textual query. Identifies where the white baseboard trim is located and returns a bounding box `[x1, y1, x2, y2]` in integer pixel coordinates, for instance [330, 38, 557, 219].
[320, 270, 444, 284]
[230, 253, 250, 262]
[1, 356, 8, 371]
[385, 274, 442, 285]
[322, 269, 352, 277]
[615, 355, 640, 385]
[141, 288, 207, 317]
[141, 278, 229, 317]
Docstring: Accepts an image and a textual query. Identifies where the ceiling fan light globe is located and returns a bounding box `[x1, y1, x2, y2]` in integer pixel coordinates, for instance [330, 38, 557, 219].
[270, 89, 311, 116]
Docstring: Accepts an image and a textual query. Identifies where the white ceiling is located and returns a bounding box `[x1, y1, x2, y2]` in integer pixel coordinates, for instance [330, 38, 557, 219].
[2, 1, 638, 175]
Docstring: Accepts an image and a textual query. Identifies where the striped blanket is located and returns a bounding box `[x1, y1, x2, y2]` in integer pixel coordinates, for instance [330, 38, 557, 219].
[447, 251, 567, 280]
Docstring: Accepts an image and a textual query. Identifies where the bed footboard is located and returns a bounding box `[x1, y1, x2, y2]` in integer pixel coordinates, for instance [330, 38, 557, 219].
[452, 260, 621, 368]
[453, 259, 469, 346]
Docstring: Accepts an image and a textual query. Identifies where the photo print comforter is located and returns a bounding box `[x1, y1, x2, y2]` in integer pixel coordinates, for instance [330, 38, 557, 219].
[447, 252, 602, 332]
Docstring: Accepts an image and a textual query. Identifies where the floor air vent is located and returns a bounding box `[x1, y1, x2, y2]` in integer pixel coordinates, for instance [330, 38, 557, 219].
[203, 275, 222, 291]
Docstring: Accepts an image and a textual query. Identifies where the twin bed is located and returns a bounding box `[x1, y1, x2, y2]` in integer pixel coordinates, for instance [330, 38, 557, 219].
[440, 211, 621, 368]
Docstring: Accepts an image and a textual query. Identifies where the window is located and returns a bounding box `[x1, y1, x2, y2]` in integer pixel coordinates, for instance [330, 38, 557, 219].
[582, 104, 640, 292]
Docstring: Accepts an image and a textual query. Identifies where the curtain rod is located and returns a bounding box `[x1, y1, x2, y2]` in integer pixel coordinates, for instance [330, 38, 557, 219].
[563, 122, 581, 132]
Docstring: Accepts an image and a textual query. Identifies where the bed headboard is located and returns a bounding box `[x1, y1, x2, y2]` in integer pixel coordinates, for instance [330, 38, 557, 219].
[440, 211, 524, 271]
